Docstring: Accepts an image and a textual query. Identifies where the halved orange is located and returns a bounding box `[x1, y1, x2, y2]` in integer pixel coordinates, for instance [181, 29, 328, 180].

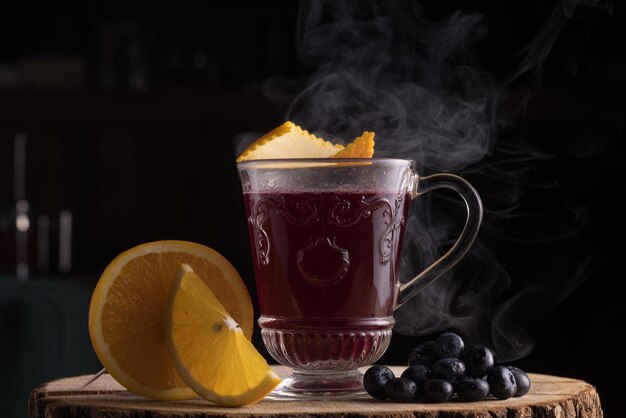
[236, 121, 343, 162]
[331, 131, 375, 158]
[88, 241, 253, 400]
[165, 264, 281, 406]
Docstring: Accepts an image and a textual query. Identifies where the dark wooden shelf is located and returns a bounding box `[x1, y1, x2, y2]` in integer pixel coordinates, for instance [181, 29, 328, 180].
[0, 84, 622, 129]
[0, 87, 284, 127]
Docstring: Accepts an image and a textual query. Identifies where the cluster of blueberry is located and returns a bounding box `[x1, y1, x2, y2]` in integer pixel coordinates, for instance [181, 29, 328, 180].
[363, 332, 531, 403]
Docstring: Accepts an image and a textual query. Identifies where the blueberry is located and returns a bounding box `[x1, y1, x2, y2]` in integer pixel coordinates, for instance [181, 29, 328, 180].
[487, 366, 517, 400]
[431, 358, 466, 383]
[423, 378, 454, 403]
[363, 365, 395, 400]
[401, 365, 430, 398]
[463, 345, 494, 377]
[435, 332, 465, 358]
[508, 366, 531, 397]
[408, 341, 438, 366]
[455, 377, 490, 402]
[384, 378, 417, 403]
[401, 365, 430, 385]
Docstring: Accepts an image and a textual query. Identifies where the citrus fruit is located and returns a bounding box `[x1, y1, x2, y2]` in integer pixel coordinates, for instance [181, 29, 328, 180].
[236, 121, 343, 162]
[88, 240, 253, 400]
[331, 131, 375, 158]
[165, 264, 281, 406]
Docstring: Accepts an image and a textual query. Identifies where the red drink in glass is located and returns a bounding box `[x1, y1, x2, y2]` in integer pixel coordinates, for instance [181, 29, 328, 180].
[238, 159, 482, 399]
[244, 190, 411, 369]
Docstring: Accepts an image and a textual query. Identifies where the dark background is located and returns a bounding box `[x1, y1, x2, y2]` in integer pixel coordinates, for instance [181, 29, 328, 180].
[0, 1, 623, 417]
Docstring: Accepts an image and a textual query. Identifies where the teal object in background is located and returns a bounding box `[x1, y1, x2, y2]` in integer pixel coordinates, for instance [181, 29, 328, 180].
[0, 278, 101, 418]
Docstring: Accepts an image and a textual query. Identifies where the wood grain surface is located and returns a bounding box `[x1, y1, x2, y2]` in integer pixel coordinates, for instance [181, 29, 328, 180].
[28, 366, 603, 418]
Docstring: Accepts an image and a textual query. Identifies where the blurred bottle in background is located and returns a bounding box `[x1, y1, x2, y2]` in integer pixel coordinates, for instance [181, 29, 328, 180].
[0, 132, 73, 278]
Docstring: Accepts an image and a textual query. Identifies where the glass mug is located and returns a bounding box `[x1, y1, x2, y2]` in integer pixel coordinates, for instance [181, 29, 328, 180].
[238, 158, 482, 399]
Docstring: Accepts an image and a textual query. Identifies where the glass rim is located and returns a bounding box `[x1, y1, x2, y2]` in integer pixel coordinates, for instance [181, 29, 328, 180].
[237, 157, 414, 168]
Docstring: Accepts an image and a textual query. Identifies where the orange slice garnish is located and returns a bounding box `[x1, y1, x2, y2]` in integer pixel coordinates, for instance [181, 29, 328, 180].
[165, 264, 281, 406]
[88, 241, 253, 400]
[331, 131, 375, 158]
[236, 121, 344, 162]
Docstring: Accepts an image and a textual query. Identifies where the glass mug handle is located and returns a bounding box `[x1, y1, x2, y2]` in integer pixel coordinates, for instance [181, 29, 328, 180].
[396, 173, 483, 308]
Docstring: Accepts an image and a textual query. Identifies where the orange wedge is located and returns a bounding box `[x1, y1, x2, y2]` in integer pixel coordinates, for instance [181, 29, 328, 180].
[88, 241, 253, 400]
[236, 121, 343, 162]
[165, 264, 281, 406]
[331, 131, 375, 158]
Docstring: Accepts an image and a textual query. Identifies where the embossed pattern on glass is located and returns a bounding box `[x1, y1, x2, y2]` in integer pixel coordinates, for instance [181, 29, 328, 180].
[238, 159, 482, 399]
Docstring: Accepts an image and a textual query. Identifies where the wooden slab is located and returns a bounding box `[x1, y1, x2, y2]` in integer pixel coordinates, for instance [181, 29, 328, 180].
[29, 366, 602, 418]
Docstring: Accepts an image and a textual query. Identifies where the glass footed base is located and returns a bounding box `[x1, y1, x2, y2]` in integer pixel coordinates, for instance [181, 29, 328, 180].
[266, 369, 369, 400]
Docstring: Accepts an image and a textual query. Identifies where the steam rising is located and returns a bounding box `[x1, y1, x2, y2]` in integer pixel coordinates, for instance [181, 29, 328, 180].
[252, 0, 610, 361]
[508, 0, 613, 98]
